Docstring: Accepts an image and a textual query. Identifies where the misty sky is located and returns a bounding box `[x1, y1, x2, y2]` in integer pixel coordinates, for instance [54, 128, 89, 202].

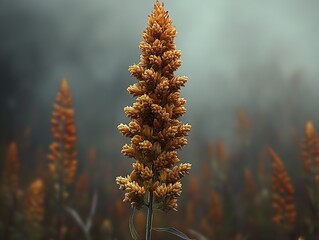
[1, 0, 319, 163]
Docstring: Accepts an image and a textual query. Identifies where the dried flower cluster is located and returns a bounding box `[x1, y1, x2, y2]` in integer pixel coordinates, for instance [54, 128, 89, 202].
[268, 148, 297, 231]
[24, 179, 44, 224]
[23, 179, 44, 240]
[48, 79, 77, 190]
[116, 0, 191, 211]
[200, 191, 223, 238]
[2, 142, 20, 192]
[302, 121, 319, 178]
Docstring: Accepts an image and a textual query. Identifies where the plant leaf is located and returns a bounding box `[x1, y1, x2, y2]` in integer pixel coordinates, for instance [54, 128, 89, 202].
[87, 191, 98, 231]
[66, 207, 86, 231]
[129, 208, 141, 240]
[188, 229, 208, 240]
[153, 227, 193, 240]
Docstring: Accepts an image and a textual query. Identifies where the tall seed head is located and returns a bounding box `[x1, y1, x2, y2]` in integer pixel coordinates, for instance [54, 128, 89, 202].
[48, 79, 77, 190]
[302, 121, 319, 174]
[24, 179, 45, 240]
[116, 1, 191, 211]
[268, 148, 297, 231]
[24, 179, 45, 223]
[3, 142, 20, 192]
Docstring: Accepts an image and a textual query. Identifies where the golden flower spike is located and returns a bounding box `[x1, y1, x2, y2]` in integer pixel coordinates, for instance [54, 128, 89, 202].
[48, 79, 77, 191]
[3, 142, 20, 194]
[24, 179, 44, 240]
[268, 148, 297, 232]
[206, 191, 223, 238]
[302, 121, 319, 176]
[116, 1, 191, 239]
[301, 121, 319, 232]
[47, 78, 77, 238]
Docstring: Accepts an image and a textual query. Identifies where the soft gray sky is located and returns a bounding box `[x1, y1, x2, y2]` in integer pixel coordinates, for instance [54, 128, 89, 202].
[1, 0, 319, 161]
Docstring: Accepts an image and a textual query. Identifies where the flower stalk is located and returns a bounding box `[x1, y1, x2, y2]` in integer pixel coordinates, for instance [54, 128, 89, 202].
[268, 148, 297, 233]
[48, 79, 77, 239]
[116, 1, 191, 239]
[146, 190, 154, 240]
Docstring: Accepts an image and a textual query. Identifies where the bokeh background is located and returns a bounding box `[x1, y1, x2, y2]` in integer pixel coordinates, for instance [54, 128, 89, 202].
[1, 0, 319, 239]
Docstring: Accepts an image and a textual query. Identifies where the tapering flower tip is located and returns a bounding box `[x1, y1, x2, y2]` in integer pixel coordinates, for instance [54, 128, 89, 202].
[209, 191, 223, 226]
[34, 179, 43, 188]
[60, 78, 70, 92]
[3, 142, 20, 190]
[268, 147, 297, 230]
[48, 77, 77, 186]
[267, 147, 281, 166]
[5, 142, 20, 174]
[25, 178, 45, 223]
[305, 120, 316, 138]
[117, 0, 190, 212]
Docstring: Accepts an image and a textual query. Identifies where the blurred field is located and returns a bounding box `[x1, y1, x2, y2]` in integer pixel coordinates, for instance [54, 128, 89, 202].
[1, 1, 319, 239]
[1, 81, 318, 239]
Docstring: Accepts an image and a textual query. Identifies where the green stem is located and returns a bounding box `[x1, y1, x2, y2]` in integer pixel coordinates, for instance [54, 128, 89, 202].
[145, 191, 154, 240]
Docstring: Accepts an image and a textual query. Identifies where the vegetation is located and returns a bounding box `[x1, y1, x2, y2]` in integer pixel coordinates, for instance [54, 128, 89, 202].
[0, 1, 318, 240]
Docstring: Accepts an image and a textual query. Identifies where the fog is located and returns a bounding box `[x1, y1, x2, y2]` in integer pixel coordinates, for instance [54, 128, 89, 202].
[1, 0, 319, 166]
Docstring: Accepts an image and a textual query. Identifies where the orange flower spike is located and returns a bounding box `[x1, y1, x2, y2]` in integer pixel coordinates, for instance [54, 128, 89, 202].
[210, 191, 223, 228]
[268, 148, 297, 231]
[305, 121, 316, 139]
[302, 121, 319, 173]
[24, 179, 45, 223]
[3, 142, 20, 191]
[186, 200, 195, 225]
[24, 179, 45, 240]
[48, 79, 77, 186]
[201, 190, 223, 238]
[116, 1, 191, 212]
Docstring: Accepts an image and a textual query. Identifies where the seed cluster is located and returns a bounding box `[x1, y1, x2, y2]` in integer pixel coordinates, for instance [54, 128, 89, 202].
[3, 142, 20, 192]
[268, 148, 297, 230]
[24, 179, 44, 224]
[48, 79, 77, 189]
[302, 121, 319, 177]
[116, 1, 191, 211]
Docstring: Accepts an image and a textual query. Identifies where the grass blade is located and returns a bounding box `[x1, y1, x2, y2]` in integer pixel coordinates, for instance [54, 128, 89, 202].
[188, 229, 208, 240]
[129, 208, 141, 240]
[66, 206, 86, 231]
[153, 227, 193, 240]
